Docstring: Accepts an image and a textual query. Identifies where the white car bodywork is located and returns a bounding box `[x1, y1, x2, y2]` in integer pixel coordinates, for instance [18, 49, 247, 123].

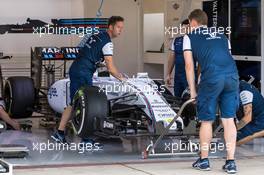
[47, 73, 183, 131]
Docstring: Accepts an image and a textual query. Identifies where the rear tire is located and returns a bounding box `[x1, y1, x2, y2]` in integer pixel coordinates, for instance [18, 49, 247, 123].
[71, 86, 108, 138]
[4, 77, 35, 118]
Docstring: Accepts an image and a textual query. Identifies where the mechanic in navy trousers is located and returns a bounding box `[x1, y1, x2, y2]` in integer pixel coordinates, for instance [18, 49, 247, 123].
[184, 10, 239, 174]
[166, 19, 192, 97]
[51, 16, 125, 145]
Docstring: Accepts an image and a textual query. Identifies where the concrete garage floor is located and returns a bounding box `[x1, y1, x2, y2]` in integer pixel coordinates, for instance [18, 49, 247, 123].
[13, 157, 264, 175]
[0, 118, 264, 173]
[1, 130, 263, 166]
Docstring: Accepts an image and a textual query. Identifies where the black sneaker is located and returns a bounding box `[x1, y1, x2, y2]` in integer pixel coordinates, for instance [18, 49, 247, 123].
[51, 131, 68, 144]
[192, 158, 211, 171]
[223, 160, 237, 174]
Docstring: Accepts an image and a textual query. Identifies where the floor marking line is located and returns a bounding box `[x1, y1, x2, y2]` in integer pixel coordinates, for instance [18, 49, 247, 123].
[120, 163, 156, 175]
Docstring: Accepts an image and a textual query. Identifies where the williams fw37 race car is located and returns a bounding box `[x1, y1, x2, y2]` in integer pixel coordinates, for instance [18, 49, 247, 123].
[3, 72, 195, 139]
[47, 72, 196, 139]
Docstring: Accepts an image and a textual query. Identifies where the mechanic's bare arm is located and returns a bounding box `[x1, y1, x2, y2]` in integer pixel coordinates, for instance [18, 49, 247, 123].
[166, 51, 175, 85]
[104, 56, 123, 81]
[184, 51, 197, 99]
[237, 103, 253, 130]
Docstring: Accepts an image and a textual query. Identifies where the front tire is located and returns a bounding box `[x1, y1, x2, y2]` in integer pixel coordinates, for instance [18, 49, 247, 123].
[71, 86, 108, 138]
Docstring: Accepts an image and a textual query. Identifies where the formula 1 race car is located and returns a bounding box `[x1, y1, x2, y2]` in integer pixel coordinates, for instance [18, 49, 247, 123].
[47, 72, 196, 139]
[2, 47, 195, 139]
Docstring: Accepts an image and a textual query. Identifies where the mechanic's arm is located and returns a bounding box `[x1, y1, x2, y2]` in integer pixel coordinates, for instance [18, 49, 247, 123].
[184, 51, 196, 99]
[237, 90, 254, 130]
[104, 56, 123, 81]
[166, 51, 175, 85]
[183, 35, 196, 99]
[237, 103, 253, 130]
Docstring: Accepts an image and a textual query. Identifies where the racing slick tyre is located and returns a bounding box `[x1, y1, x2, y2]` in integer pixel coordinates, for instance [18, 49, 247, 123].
[71, 86, 108, 138]
[4, 77, 35, 118]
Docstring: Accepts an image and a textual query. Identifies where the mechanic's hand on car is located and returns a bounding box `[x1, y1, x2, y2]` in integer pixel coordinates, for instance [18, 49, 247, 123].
[165, 74, 173, 85]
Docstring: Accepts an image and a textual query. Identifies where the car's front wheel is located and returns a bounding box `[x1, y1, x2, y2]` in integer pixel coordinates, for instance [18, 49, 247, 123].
[71, 86, 108, 138]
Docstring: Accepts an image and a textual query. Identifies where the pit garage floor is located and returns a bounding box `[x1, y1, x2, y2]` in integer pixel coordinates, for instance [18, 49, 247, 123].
[0, 119, 264, 174]
[14, 157, 264, 175]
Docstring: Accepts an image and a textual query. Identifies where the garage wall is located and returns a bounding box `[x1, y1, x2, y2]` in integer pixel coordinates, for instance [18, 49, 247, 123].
[83, 0, 143, 76]
[0, 0, 84, 77]
[0, 0, 143, 78]
[165, 0, 204, 44]
[143, 0, 164, 13]
[143, 0, 204, 79]
[0, 0, 204, 79]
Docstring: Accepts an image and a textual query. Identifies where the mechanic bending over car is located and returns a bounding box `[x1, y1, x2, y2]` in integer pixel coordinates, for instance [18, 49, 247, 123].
[166, 19, 190, 97]
[0, 99, 20, 130]
[51, 16, 126, 145]
[184, 9, 239, 173]
[236, 80, 264, 146]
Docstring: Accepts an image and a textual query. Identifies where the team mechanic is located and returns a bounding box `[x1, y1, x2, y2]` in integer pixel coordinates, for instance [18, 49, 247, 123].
[51, 16, 125, 145]
[236, 80, 264, 146]
[166, 19, 190, 97]
[183, 9, 239, 174]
